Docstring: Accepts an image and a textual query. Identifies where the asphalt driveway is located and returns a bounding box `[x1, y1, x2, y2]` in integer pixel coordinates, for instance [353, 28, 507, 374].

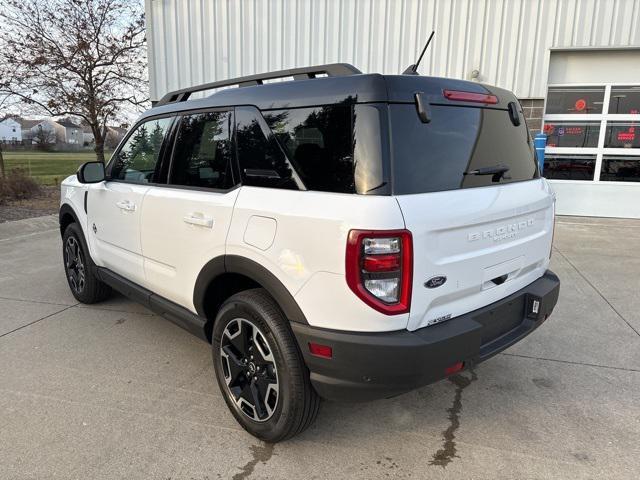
[1, 215, 639, 479]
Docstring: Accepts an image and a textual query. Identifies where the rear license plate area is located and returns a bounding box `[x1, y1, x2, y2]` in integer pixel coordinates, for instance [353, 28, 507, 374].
[475, 296, 525, 346]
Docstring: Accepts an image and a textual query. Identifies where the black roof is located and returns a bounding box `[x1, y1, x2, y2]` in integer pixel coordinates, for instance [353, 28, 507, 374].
[143, 64, 517, 121]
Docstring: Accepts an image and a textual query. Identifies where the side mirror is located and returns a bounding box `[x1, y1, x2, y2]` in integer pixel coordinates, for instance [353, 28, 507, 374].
[77, 162, 105, 184]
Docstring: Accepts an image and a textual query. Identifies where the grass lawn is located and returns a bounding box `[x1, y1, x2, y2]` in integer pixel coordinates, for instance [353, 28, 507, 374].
[3, 151, 112, 185]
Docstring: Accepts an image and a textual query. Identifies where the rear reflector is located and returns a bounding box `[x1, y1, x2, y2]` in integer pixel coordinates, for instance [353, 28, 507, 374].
[309, 342, 333, 359]
[444, 361, 464, 376]
[443, 89, 498, 104]
[363, 254, 401, 272]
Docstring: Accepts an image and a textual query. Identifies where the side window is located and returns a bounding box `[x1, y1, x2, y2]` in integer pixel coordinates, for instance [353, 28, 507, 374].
[169, 111, 235, 189]
[263, 105, 355, 193]
[110, 117, 172, 183]
[235, 106, 299, 190]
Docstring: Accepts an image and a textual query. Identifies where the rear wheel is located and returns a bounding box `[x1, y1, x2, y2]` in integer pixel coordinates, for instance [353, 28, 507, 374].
[212, 289, 320, 442]
[62, 223, 111, 304]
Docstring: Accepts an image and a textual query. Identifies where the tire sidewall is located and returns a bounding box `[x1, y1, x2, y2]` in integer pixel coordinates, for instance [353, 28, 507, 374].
[212, 294, 300, 442]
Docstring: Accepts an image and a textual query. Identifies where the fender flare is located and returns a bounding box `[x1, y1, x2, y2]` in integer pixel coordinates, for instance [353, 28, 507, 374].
[193, 255, 308, 325]
[59, 203, 81, 237]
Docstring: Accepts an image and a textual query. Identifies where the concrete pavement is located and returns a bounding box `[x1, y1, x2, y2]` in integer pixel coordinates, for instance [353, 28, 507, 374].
[0, 215, 639, 479]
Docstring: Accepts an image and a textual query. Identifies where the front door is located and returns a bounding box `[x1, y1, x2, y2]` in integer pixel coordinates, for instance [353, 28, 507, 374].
[140, 110, 239, 310]
[89, 116, 174, 285]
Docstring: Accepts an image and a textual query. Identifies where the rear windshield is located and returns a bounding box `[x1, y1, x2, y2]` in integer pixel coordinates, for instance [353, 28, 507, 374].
[390, 104, 539, 194]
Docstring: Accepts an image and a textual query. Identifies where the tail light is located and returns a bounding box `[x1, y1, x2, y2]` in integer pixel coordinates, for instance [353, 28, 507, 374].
[346, 230, 412, 315]
[443, 89, 498, 104]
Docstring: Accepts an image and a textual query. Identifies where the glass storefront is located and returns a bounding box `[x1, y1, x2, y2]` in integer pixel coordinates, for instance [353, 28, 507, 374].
[543, 83, 640, 184]
[600, 156, 640, 182]
[543, 154, 596, 180]
[545, 87, 605, 114]
[609, 86, 640, 114]
[604, 122, 639, 149]
[543, 122, 600, 148]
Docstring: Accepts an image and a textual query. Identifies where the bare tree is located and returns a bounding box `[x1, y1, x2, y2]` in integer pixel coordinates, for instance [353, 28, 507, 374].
[0, 0, 148, 162]
[32, 125, 58, 150]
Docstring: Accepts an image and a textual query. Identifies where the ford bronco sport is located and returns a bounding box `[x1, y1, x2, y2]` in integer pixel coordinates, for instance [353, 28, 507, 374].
[60, 63, 560, 442]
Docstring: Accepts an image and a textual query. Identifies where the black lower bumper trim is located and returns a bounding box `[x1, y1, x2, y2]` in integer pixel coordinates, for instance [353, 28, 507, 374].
[292, 270, 560, 402]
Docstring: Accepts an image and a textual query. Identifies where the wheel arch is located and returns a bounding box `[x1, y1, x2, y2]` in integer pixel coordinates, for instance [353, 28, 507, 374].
[59, 203, 81, 238]
[194, 255, 308, 341]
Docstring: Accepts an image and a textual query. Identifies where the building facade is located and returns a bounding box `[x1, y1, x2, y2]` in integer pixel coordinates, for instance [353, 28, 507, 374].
[145, 0, 640, 218]
[0, 117, 22, 143]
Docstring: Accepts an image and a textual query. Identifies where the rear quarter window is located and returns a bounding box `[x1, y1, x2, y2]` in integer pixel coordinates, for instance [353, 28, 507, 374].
[261, 103, 389, 195]
[391, 104, 538, 194]
[263, 105, 355, 193]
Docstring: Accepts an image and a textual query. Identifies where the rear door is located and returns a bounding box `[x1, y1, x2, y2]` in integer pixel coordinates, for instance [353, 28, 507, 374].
[140, 109, 240, 310]
[389, 102, 555, 331]
[90, 117, 173, 284]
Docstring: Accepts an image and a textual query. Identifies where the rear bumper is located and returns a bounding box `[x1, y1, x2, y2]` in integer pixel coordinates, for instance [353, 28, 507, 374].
[292, 270, 560, 402]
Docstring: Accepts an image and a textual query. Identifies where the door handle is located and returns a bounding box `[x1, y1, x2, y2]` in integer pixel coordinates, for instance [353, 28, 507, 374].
[116, 200, 136, 212]
[183, 213, 214, 228]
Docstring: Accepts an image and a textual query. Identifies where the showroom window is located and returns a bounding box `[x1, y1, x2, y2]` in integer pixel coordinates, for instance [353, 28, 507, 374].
[543, 84, 640, 183]
[544, 154, 596, 180]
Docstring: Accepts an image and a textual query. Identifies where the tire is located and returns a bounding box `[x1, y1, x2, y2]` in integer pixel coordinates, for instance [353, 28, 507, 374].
[212, 288, 320, 442]
[62, 222, 112, 304]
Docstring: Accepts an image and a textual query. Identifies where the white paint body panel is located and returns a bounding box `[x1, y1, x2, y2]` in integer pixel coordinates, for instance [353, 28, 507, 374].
[244, 216, 277, 251]
[396, 179, 554, 331]
[62, 177, 554, 332]
[227, 187, 409, 332]
[60, 175, 89, 228]
[61, 178, 554, 333]
[88, 182, 150, 285]
[139, 185, 240, 309]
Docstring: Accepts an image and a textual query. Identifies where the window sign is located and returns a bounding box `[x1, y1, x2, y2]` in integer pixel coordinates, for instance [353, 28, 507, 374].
[544, 83, 640, 186]
[609, 86, 640, 114]
[604, 122, 640, 148]
[543, 154, 596, 180]
[545, 87, 605, 115]
[600, 156, 640, 182]
[543, 122, 600, 148]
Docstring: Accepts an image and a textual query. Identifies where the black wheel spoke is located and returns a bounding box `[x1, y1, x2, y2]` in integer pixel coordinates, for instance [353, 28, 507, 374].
[249, 382, 267, 419]
[222, 345, 246, 385]
[65, 244, 76, 266]
[220, 317, 278, 422]
[64, 236, 85, 294]
[229, 322, 251, 354]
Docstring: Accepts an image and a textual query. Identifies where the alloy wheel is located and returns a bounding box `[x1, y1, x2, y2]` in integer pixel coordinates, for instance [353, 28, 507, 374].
[220, 318, 279, 422]
[64, 236, 86, 294]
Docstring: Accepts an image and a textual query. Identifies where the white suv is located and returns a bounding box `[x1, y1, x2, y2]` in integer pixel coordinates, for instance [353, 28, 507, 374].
[60, 64, 560, 442]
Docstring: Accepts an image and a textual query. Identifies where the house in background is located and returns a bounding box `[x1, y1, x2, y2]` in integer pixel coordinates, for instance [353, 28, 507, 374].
[81, 125, 128, 149]
[56, 119, 83, 144]
[23, 119, 66, 145]
[106, 126, 128, 148]
[1, 116, 128, 148]
[0, 117, 22, 143]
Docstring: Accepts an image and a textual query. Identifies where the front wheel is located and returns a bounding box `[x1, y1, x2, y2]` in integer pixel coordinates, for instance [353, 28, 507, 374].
[212, 289, 320, 442]
[62, 223, 111, 304]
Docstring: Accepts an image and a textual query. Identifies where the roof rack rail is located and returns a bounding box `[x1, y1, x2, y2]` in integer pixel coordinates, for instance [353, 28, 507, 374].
[156, 63, 362, 107]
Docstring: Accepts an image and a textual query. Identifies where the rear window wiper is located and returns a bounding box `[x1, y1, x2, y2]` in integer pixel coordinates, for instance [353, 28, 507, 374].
[464, 164, 511, 182]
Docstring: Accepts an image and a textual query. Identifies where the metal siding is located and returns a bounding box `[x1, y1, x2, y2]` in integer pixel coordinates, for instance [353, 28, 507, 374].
[146, 0, 640, 101]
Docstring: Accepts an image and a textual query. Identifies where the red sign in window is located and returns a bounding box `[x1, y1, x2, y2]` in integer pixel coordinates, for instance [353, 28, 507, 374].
[617, 126, 636, 142]
[574, 99, 587, 112]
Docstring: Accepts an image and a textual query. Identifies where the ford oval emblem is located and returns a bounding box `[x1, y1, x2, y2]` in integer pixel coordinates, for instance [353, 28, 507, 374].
[425, 276, 447, 289]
